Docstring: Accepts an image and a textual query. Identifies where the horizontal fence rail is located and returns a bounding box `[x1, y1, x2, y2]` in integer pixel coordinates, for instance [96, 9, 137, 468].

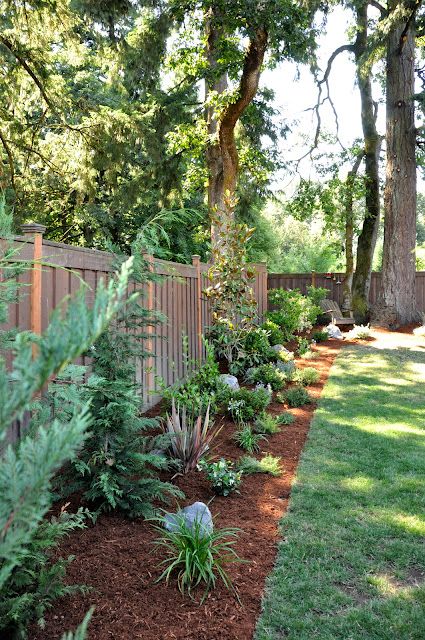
[2, 225, 268, 442]
[267, 271, 425, 313]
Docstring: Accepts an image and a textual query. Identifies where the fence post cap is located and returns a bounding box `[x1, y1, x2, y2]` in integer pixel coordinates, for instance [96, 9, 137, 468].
[192, 254, 201, 264]
[21, 222, 46, 235]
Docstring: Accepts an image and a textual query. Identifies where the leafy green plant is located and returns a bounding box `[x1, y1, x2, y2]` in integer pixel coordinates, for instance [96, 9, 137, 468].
[237, 455, 283, 477]
[276, 359, 296, 379]
[267, 288, 321, 341]
[0, 201, 132, 639]
[0, 508, 91, 638]
[254, 412, 281, 434]
[164, 400, 220, 473]
[162, 341, 221, 415]
[312, 330, 329, 342]
[293, 367, 320, 386]
[204, 215, 257, 366]
[276, 412, 295, 425]
[277, 386, 312, 408]
[306, 285, 329, 306]
[201, 458, 242, 496]
[56, 249, 183, 518]
[261, 319, 285, 346]
[245, 363, 286, 391]
[153, 512, 242, 601]
[296, 336, 311, 356]
[274, 348, 295, 363]
[233, 425, 266, 453]
[226, 387, 271, 424]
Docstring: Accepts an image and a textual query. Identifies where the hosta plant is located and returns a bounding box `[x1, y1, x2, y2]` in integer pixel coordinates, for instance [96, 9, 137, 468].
[153, 512, 242, 601]
[200, 458, 242, 496]
[165, 400, 220, 473]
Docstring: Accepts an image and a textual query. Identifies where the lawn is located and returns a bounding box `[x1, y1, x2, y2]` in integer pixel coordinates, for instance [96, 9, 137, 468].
[255, 337, 425, 639]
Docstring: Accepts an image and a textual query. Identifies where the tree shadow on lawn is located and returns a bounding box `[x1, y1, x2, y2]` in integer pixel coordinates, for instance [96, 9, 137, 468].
[255, 340, 425, 640]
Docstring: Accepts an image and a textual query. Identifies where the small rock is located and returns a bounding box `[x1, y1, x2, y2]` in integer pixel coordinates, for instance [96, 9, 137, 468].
[272, 344, 291, 354]
[219, 374, 240, 390]
[164, 502, 213, 537]
[326, 323, 343, 340]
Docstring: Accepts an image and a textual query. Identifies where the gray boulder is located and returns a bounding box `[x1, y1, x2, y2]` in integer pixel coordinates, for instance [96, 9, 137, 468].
[164, 502, 213, 537]
[219, 374, 240, 390]
[272, 344, 291, 354]
[326, 323, 343, 340]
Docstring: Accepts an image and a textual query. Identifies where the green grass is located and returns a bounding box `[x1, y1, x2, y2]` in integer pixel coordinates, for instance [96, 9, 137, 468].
[238, 454, 283, 477]
[255, 343, 425, 640]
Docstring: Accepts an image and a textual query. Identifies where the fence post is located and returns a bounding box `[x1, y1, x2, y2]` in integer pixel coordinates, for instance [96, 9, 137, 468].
[21, 223, 46, 343]
[192, 255, 203, 362]
[311, 270, 316, 288]
[142, 249, 155, 401]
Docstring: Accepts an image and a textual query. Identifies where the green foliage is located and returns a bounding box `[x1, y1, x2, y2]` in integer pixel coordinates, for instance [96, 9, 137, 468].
[226, 387, 271, 425]
[296, 336, 311, 356]
[237, 455, 282, 477]
[0, 228, 132, 638]
[276, 359, 296, 380]
[233, 426, 266, 454]
[261, 320, 285, 346]
[306, 286, 329, 307]
[153, 512, 241, 600]
[267, 289, 321, 342]
[312, 330, 329, 343]
[205, 217, 258, 366]
[164, 400, 219, 473]
[201, 458, 243, 497]
[253, 413, 281, 435]
[162, 342, 222, 415]
[277, 386, 312, 408]
[61, 609, 94, 640]
[293, 367, 320, 386]
[276, 412, 295, 426]
[0, 508, 91, 638]
[245, 363, 287, 391]
[51, 247, 182, 518]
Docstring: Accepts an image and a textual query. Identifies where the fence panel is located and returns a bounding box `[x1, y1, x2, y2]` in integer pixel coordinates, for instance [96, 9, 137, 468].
[267, 271, 425, 313]
[2, 230, 268, 444]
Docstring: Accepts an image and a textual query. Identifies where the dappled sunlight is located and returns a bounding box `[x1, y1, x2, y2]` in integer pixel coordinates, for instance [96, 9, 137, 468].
[340, 475, 376, 492]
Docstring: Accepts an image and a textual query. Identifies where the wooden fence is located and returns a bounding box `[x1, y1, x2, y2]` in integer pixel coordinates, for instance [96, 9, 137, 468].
[268, 271, 425, 312]
[3, 225, 268, 436]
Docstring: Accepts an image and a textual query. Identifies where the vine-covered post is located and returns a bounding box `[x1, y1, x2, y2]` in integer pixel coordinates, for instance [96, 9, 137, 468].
[21, 222, 46, 350]
[142, 248, 155, 401]
[192, 254, 203, 362]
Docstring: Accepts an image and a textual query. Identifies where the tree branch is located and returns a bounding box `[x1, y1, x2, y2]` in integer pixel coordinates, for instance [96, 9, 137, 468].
[369, 0, 388, 16]
[0, 128, 17, 194]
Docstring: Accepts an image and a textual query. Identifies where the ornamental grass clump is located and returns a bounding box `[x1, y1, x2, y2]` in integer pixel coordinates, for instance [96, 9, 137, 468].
[233, 425, 266, 453]
[237, 454, 283, 477]
[278, 386, 312, 408]
[164, 400, 221, 473]
[200, 458, 242, 496]
[153, 513, 242, 601]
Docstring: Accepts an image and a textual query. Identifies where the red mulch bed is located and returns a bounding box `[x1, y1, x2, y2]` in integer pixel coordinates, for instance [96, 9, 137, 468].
[32, 339, 344, 640]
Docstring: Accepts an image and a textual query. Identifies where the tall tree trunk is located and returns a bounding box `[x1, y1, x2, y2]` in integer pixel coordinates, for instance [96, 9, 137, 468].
[342, 151, 364, 314]
[204, 13, 268, 255]
[376, 1, 417, 326]
[351, 2, 382, 323]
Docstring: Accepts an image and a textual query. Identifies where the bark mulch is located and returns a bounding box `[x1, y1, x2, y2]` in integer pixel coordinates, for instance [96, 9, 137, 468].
[32, 339, 344, 640]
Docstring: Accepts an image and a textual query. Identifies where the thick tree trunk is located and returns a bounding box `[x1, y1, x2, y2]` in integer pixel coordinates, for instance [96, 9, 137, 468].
[351, 2, 381, 323]
[342, 151, 364, 314]
[376, 3, 417, 326]
[204, 13, 267, 255]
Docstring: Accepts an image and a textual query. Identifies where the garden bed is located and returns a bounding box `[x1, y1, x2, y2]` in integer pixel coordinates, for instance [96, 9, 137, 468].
[32, 338, 344, 640]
